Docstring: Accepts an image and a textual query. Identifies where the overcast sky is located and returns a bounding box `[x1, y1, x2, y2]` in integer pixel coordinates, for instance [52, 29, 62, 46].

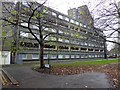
[45, 0, 101, 15]
[44, 0, 119, 14]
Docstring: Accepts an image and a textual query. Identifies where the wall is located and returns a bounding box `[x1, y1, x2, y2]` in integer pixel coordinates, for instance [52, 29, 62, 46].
[0, 51, 10, 65]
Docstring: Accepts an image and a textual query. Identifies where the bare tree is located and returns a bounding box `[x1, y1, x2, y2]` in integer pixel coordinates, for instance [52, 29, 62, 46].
[1, 1, 56, 68]
[92, 0, 120, 46]
[110, 41, 120, 57]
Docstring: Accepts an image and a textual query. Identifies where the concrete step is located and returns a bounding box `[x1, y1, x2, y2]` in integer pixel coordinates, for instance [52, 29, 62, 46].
[2, 69, 19, 85]
[0, 70, 10, 85]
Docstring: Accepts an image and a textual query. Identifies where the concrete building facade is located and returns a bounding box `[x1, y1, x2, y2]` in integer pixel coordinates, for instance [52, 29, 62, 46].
[1, 2, 105, 63]
[68, 5, 94, 26]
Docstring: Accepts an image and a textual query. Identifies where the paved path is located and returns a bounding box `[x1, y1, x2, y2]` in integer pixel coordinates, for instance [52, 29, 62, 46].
[3, 65, 113, 88]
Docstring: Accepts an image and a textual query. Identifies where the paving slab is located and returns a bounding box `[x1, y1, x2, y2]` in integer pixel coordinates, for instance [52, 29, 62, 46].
[3, 65, 113, 88]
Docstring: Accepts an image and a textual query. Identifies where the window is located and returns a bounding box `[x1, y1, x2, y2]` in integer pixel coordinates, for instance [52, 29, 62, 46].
[49, 55, 56, 59]
[20, 42, 39, 48]
[72, 40, 79, 44]
[65, 55, 69, 58]
[85, 42, 87, 46]
[48, 28, 56, 33]
[44, 44, 56, 49]
[59, 15, 63, 19]
[88, 55, 92, 58]
[65, 39, 69, 43]
[80, 23, 83, 27]
[52, 12, 56, 17]
[20, 54, 27, 59]
[20, 31, 28, 38]
[44, 55, 48, 59]
[51, 29, 56, 33]
[59, 30, 63, 34]
[71, 33, 74, 36]
[64, 32, 69, 35]
[22, 2, 29, 7]
[91, 55, 93, 58]
[95, 55, 97, 57]
[81, 55, 84, 58]
[91, 44, 94, 47]
[33, 34, 39, 39]
[48, 37, 56, 41]
[84, 55, 88, 58]
[76, 55, 79, 58]
[88, 49, 93, 52]
[81, 48, 87, 51]
[59, 46, 69, 50]
[32, 25, 39, 29]
[98, 55, 100, 57]
[58, 55, 63, 58]
[95, 49, 99, 52]
[71, 47, 79, 50]
[43, 8, 48, 14]
[21, 22, 28, 27]
[70, 19, 74, 23]
[83, 25, 86, 28]
[44, 28, 48, 31]
[100, 50, 104, 52]
[58, 38, 63, 42]
[71, 55, 75, 58]
[76, 21, 79, 25]
[88, 43, 91, 46]
[80, 42, 84, 45]
[44, 36, 49, 40]
[32, 54, 39, 59]
[65, 17, 69, 22]
[70, 26, 75, 30]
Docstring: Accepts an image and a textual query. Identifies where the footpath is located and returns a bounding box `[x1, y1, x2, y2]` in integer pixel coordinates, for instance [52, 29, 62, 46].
[2, 64, 113, 88]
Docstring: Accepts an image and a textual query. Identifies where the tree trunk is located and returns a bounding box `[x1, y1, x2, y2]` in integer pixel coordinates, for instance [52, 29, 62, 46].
[11, 52, 16, 64]
[39, 42, 44, 68]
[104, 39, 107, 59]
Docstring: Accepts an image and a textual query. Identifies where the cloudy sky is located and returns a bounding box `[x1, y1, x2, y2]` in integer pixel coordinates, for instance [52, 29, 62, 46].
[44, 0, 119, 14]
[45, 0, 101, 15]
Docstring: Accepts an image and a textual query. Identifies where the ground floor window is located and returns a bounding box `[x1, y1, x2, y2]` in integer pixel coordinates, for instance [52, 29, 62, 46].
[32, 54, 39, 59]
[20, 54, 27, 59]
[92, 55, 94, 58]
[58, 55, 64, 58]
[81, 55, 84, 58]
[76, 55, 79, 58]
[71, 55, 75, 58]
[49, 55, 57, 59]
[65, 55, 69, 58]
[44, 55, 48, 59]
[88, 55, 92, 58]
[101, 55, 104, 57]
[95, 55, 97, 57]
[84, 54, 88, 58]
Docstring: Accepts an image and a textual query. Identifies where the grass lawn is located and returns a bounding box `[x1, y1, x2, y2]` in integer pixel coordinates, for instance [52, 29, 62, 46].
[52, 59, 120, 67]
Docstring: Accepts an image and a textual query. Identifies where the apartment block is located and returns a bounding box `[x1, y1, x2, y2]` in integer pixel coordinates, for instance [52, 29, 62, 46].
[68, 5, 94, 26]
[1, 2, 106, 63]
